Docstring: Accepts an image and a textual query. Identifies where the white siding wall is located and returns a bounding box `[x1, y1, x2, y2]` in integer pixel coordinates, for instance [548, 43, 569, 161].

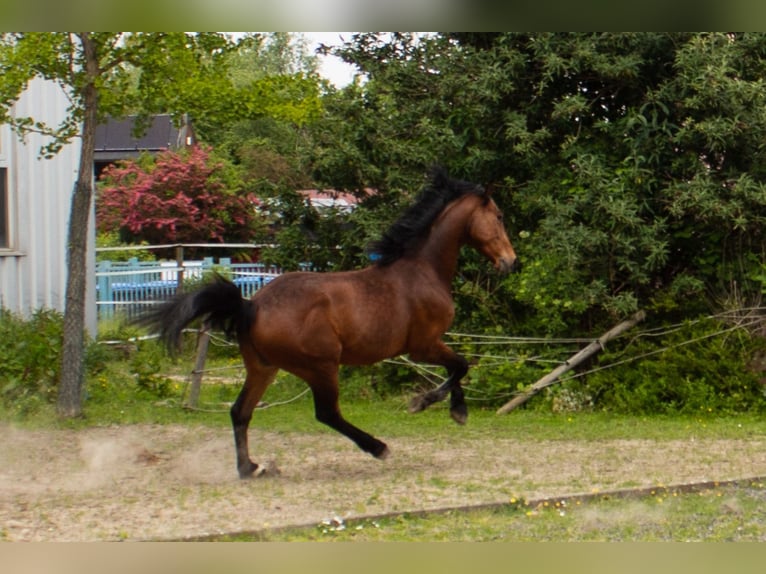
[0, 77, 96, 334]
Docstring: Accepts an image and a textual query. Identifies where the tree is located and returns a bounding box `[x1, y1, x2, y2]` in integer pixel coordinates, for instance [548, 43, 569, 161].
[207, 33, 323, 196]
[227, 32, 319, 86]
[0, 32, 321, 417]
[97, 145, 262, 246]
[317, 33, 766, 336]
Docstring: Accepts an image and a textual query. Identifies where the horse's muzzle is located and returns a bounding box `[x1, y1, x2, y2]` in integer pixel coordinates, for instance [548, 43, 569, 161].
[497, 257, 521, 275]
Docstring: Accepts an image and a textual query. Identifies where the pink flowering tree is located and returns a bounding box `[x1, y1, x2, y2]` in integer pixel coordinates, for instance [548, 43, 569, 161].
[97, 145, 261, 246]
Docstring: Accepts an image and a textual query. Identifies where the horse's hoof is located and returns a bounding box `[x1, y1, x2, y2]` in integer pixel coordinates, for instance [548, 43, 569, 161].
[410, 392, 440, 413]
[369, 439, 390, 460]
[238, 460, 262, 479]
[239, 464, 263, 480]
[374, 445, 391, 460]
[253, 466, 267, 478]
[239, 459, 281, 479]
[408, 395, 427, 413]
[450, 407, 468, 425]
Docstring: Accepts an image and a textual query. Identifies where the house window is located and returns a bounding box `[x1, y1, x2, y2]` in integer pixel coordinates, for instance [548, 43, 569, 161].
[0, 167, 7, 248]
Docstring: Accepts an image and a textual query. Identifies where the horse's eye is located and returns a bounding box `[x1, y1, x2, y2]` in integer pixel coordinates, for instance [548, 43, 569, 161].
[497, 214, 504, 222]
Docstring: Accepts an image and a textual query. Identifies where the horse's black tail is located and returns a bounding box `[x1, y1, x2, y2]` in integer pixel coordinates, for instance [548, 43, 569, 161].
[135, 273, 255, 353]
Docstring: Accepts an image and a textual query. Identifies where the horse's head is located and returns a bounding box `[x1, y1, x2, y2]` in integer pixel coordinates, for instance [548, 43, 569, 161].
[465, 192, 519, 274]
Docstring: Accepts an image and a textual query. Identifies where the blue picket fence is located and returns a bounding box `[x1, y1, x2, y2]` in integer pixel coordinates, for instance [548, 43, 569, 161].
[95, 257, 284, 319]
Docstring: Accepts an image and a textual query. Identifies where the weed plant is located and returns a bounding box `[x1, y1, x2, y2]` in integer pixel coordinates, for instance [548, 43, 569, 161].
[0, 308, 65, 416]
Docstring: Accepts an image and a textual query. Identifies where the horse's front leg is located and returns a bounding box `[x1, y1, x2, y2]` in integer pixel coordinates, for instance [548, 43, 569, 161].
[408, 341, 469, 424]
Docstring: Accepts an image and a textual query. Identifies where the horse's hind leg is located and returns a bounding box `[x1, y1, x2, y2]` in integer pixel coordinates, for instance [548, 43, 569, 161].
[408, 341, 469, 424]
[294, 364, 390, 460]
[230, 358, 278, 479]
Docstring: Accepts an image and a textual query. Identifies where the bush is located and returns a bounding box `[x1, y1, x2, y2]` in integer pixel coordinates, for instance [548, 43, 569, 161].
[569, 318, 766, 415]
[464, 347, 555, 407]
[95, 230, 156, 263]
[129, 341, 175, 398]
[0, 308, 64, 414]
[96, 145, 264, 247]
[448, 317, 766, 415]
[0, 308, 123, 416]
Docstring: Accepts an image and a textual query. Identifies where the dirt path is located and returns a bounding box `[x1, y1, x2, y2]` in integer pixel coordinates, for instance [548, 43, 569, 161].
[3, 423, 766, 541]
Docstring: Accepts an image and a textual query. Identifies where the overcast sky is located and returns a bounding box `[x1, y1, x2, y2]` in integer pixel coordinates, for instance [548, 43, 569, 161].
[302, 32, 358, 87]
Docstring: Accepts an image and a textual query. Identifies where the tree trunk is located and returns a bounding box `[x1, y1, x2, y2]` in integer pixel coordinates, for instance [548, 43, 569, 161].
[57, 34, 98, 418]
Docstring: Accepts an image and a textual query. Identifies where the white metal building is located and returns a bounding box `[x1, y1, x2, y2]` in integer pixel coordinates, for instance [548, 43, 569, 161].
[0, 77, 97, 334]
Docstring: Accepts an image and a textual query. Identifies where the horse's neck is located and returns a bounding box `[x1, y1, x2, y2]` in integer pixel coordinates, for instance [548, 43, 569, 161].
[418, 199, 472, 286]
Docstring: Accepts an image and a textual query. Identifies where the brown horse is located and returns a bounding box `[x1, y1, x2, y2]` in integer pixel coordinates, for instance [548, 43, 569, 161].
[140, 169, 518, 478]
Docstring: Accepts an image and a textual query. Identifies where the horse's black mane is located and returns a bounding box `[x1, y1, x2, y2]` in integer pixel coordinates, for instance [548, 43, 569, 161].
[367, 167, 486, 266]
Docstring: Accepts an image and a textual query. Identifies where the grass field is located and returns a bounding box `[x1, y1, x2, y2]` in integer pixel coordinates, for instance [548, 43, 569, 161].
[15, 367, 766, 443]
[210, 478, 766, 541]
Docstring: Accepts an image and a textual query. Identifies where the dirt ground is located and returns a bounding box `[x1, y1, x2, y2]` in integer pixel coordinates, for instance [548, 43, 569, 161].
[3, 422, 766, 541]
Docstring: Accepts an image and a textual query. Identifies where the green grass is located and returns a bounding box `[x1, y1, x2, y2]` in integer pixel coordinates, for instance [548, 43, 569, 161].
[211, 480, 766, 541]
[5, 323, 766, 440]
[6, 351, 766, 444]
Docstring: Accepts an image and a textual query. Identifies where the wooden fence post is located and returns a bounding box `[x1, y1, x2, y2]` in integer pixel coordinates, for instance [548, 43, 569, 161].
[496, 310, 646, 415]
[186, 323, 210, 409]
[175, 245, 185, 293]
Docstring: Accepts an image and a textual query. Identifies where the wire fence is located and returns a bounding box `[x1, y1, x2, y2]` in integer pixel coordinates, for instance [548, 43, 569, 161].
[94, 244, 766, 409]
[99, 306, 766, 411]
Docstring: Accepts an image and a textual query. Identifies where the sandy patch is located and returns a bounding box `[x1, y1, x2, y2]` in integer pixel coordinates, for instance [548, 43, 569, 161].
[2, 423, 766, 541]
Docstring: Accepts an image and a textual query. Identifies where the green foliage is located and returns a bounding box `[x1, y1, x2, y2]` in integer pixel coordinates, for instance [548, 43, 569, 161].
[96, 145, 264, 247]
[314, 32, 766, 342]
[0, 308, 64, 414]
[0, 32, 324, 419]
[0, 308, 185, 416]
[0, 309, 115, 416]
[441, 317, 766, 416]
[95, 231, 156, 262]
[8, 33, 766, 419]
[465, 346, 555, 406]
[129, 341, 174, 399]
[259, 191, 340, 270]
[291, 31, 766, 426]
[568, 319, 766, 415]
[0, 33, 82, 157]
[226, 33, 319, 86]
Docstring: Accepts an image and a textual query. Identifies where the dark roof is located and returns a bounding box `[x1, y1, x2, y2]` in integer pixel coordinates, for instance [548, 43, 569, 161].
[94, 115, 188, 162]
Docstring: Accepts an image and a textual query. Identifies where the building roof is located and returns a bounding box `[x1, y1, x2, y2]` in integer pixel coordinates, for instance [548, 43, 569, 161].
[296, 188, 375, 211]
[94, 115, 192, 163]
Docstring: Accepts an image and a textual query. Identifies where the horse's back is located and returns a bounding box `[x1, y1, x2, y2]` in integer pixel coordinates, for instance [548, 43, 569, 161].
[249, 267, 414, 365]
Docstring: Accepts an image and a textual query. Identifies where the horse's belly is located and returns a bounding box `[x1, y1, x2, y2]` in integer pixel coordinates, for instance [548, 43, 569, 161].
[338, 330, 406, 365]
[339, 346, 399, 366]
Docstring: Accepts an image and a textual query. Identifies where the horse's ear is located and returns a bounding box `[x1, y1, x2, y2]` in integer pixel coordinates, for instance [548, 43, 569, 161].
[482, 184, 494, 203]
